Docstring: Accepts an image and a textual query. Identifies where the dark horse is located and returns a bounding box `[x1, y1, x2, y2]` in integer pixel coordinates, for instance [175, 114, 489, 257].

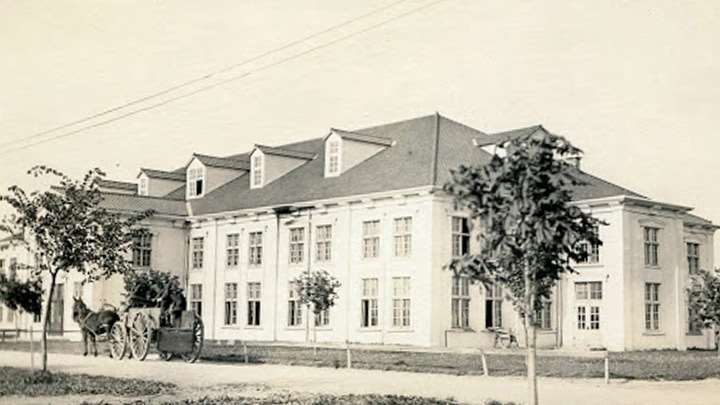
[72, 297, 120, 356]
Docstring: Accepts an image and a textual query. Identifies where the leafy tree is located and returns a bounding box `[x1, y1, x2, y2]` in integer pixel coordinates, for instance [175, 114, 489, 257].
[688, 268, 720, 357]
[444, 130, 603, 405]
[0, 273, 43, 316]
[0, 166, 152, 371]
[292, 269, 341, 348]
[122, 268, 185, 308]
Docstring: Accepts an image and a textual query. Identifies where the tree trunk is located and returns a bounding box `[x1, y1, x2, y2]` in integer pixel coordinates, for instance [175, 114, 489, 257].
[313, 312, 318, 358]
[524, 268, 538, 405]
[305, 304, 310, 343]
[42, 272, 57, 372]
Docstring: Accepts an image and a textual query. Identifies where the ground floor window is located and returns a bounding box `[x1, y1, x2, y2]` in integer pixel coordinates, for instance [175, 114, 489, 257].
[190, 284, 202, 317]
[451, 276, 470, 329]
[224, 283, 238, 325]
[314, 308, 330, 327]
[288, 282, 302, 327]
[536, 300, 552, 330]
[575, 281, 602, 331]
[361, 278, 379, 328]
[645, 283, 660, 331]
[392, 277, 411, 328]
[247, 282, 262, 326]
[485, 284, 503, 329]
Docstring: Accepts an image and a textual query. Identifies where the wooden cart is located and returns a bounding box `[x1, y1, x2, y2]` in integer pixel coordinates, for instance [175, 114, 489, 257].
[108, 307, 203, 363]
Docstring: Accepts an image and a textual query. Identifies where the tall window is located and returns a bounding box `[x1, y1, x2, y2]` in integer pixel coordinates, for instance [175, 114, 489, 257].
[287, 282, 303, 327]
[485, 284, 503, 328]
[316, 225, 332, 262]
[190, 284, 202, 316]
[132, 231, 152, 268]
[315, 309, 330, 327]
[362, 220, 381, 259]
[224, 283, 238, 325]
[226, 233, 240, 267]
[289, 228, 305, 264]
[188, 167, 204, 197]
[577, 226, 600, 264]
[452, 217, 470, 257]
[645, 283, 660, 331]
[361, 278, 379, 328]
[536, 300, 553, 330]
[576, 281, 602, 330]
[8, 258, 17, 280]
[687, 243, 700, 275]
[644, 227, 659, 267]
[247, 282, 262, 326]
[251, 154, 263, 188]
[248, 231, 263, 266]
[191, 237, 204, 269]
[138, 177, 148, 196]
[451, 276, 470, 329]
[327, 139, 340, 175]
[393, 217, 412, 257]
[392, 277, 411, 328]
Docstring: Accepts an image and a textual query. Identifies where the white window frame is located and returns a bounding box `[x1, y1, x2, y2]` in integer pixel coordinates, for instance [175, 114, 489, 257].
[325, 137, 342, 177]
[187, 167, 205, 198]
[393, 217, 412, 257]
[536, 299, 553, 330]
[132, 231, 152, 268]
[451, 216, 470, 257]
[575, 281, 602, 330]
[190, 284, 202, 316]
[362, 220, 381, 259]
[645, 283, 660, 331]
[287, 281, 303, 327]
[226, 233, 240, 268]
[224, 283, 238, 325]
[248, 231, 263, 266]
[138, 177, 148, 196]
[289, 227, 305, 265]
[314, 308, 330, 327]
[577, 226, 600, 264]
[361, 278, 379, 328]
[315, 225, 332, 262]
[485, 284, 503, 329]
[250, 153, 264, 189]
[644, 227, 660, 267]
[392, 277, 411, 328]
[451, 276, 470, 329]
[687, 242, 700, 275]
[191, 237, 204, 269]
[247, 282, 262, 326]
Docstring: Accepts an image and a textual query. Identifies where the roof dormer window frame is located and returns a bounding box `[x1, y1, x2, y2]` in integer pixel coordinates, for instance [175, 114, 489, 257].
[250, 151, 264, 189]
[138, 176, 148, 196]
[325, 133, 342, 178]
[187, 166, 205, 199]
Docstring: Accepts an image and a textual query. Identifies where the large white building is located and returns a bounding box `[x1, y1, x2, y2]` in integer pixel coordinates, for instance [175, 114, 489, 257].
[18, 114, 718, 351]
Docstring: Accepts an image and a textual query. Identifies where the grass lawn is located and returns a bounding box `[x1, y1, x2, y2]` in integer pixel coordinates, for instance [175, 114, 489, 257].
[2, 339, 719, 381]
[0, 366, 176, 397]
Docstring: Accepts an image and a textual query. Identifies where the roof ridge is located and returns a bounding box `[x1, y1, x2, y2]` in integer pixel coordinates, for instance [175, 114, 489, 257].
[255, 144, 316, 160]
[99, 190, 189, 202]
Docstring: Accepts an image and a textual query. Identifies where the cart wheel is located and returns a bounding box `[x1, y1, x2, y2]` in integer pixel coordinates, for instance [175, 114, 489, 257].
[158, 351, 173, 361]
[108, 322, 127, 360]
[129, 312, 153, 361]
[181, 315, 204, 363]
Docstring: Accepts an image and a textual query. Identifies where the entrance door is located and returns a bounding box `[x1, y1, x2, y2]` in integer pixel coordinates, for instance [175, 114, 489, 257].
[574, 281, 602, 348]
[49, 284, 64, 335]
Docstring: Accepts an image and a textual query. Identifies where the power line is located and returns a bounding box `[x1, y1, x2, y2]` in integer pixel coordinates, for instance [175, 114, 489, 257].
[0, 0, 411, 150]
[0, 0, 450, 157]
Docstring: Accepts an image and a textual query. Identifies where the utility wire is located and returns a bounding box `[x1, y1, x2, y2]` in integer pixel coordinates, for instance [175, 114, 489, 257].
[0, 0, 411, 150]
[0, 0, 450, 157]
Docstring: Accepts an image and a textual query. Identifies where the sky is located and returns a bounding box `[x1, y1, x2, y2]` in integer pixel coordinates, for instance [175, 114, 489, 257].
[1, 0, 719, 256]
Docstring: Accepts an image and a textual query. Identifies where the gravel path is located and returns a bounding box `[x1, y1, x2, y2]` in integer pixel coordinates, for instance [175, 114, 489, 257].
[2, 350, 719, 405]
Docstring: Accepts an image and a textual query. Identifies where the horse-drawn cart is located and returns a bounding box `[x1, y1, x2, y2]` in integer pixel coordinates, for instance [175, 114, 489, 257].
[109, 307, 203, 363]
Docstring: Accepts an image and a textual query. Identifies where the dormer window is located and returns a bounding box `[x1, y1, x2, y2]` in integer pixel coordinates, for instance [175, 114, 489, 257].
[251, 153, 264, 188]
[138, 177, 148, 196]
[188, 167, 204, 197]
[327, 139, 341, 176]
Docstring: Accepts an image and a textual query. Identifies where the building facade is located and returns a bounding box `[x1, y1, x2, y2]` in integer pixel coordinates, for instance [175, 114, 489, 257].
[23, 114, 717, 351]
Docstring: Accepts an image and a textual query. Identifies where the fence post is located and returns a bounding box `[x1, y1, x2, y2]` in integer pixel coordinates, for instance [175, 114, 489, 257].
[243, 342, 249, 364]
[481, 350, 489, 377]
[345, 340, 352, 369]
[604, 352, 610, 384]
[1, 330, 4, 343]
[29, 325, 34, 372]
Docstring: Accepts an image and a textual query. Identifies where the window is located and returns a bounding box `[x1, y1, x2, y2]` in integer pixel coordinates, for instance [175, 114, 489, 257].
[224, 283, 238, 325]
[188, 167, 204, 197]
[191, 237, 204, 269]
[7, 308, 13, 323]
[288, 282, 303, 327]
[451, 276, 470, 329]
[315, 225, 332, 262]
[361, 278, 379, 328]
[576, 282, 602, 330]
[392, 277, 411, 328]
[190, 284, 202, 316]
[687, 243, 700, 275]
[362, 220, 381, 259]
[289, 228, 305, 264]
[248, 231, 263, 266]
[452, 217, 470, 257]
[226, 233, 240, 267]
[645, 283, 660, 331]
[688, 306, 703, 335]
[327, 139, 341, 175]
[8, 258, 17, 280]
[577, 226, 600, 264]
[132, 231, 152, 268]
[34, 312, 41, 323]
[73, 282, 83, 299]
[247, 282, 262, 326]
[644, 227, 659, 267]
[251, 154, 263, 188]
[393, 217, 412, 257]
[315, 308, 330, 327]
[138, 177, 148, 196]
[485, 284, 503, 328]
[536, 300, 552, 330]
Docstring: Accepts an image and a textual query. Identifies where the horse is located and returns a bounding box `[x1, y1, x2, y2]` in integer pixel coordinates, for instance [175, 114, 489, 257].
[72, 296, 120, 356]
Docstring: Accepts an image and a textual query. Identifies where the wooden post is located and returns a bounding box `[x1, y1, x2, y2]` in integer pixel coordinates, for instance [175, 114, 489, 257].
[243, 342, 249, 364]
[604, 352, 610, 384]
[1, 330, 5, 343]
[29, 325, 34, 372]
[345, 340, 352, 369]
[481, 351, 489, 377]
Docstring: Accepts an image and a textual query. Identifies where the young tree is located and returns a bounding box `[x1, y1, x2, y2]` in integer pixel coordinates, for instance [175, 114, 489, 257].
[444, 130, 602, 405]
[0, 166, 152, 371]
[292, 269, 341, 350]
[688, 268, 720, 357]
